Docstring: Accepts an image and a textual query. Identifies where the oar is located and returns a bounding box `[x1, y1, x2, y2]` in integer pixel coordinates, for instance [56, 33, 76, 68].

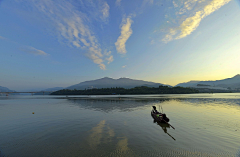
[166, 132, 176, 141]
[162, 119, 175, 130]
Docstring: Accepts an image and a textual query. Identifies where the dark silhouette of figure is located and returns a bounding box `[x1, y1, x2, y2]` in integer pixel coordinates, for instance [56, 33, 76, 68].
[152, 106, 159, 114]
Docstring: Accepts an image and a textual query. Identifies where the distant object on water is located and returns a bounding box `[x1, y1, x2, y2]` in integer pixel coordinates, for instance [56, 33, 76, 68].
[151, 106, 175, 130]
[151, 106, 169, 123]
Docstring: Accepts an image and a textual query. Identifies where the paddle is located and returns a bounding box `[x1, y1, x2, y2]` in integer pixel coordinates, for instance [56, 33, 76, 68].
[166, 132, 176, 141]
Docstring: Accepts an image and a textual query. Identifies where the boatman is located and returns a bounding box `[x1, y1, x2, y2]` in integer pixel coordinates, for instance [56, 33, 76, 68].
[152, 106, 159, 114]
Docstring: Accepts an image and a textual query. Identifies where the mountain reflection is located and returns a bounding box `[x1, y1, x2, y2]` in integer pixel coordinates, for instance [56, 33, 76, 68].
[67, 98, 171, 112]
[67, 95, 240, 112]
[66, 94, 240, 112]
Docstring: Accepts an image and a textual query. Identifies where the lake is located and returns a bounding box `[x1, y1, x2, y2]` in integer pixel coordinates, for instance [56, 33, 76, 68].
[0, 93, 240, 157]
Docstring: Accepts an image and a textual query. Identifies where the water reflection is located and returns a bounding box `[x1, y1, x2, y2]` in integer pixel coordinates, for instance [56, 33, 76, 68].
[86, 120, 134, 156]
[237, 149, 240, 157]
[116, 137, 129, 152]
[67, 95, 240, 113]
[1, 94, 240, 156]
[153, 120, 176, 141]
[88, 120, 106, 149]
[67, 98, 171, 112]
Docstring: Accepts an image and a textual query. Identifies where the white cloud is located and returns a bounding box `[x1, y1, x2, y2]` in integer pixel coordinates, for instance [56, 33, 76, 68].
[162, 0, 231, 43]
[103, 50, 113, 64]
[101, 2, 110, 21]
[16, 0, 111, 70]
[115, 16, 133, 54]
[104, 50, 112, 56]
[106, 55, 114, 64]
[173, 1, 178, 8]
[20, 47, 48, 56]
[122, 65, 127, 68]
[86, 53, 106, 70]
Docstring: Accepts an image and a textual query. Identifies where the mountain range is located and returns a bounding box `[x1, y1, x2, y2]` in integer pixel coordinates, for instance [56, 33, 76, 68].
[66, 77, 168, 90]
[176, 74, 240, 90]
[0, 86, 15, 92]
[1, 74, 240, 92]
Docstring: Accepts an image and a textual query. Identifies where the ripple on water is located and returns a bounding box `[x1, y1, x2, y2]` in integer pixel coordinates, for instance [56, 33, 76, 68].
[237, 149, 240, 157]
[1, 94, 240, 156]
[135, 148, 236, 157]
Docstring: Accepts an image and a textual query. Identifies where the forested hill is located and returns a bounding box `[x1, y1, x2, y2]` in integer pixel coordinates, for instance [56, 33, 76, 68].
[51, 86, 199, 95]
[66, 77, 169, 90]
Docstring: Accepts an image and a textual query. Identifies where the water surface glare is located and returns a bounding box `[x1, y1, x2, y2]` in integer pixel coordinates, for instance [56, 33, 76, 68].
[0, 94, 240, 157]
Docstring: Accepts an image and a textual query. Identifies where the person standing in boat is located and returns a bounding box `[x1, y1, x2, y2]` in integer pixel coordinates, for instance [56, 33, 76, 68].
[152, 106, 160, 114]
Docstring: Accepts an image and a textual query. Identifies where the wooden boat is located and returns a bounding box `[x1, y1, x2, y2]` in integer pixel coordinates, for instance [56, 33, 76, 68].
[151, 106, 169, 123]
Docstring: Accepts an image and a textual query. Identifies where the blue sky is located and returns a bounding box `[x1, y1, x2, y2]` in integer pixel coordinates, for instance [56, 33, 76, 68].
[0, 0, 240, 91]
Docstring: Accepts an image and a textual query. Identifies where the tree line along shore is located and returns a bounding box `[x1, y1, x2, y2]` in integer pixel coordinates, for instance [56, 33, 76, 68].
[50, 85, 199, 95]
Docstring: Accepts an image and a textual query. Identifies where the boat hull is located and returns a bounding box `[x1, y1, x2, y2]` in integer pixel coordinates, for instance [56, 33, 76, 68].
[151, 111, 169, 123]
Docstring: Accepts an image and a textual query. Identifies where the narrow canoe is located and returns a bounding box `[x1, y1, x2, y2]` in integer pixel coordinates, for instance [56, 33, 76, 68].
[151, 110, 170, 123]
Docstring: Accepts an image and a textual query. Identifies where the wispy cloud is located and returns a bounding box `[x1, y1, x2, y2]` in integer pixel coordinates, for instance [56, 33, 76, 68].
[104, 50, 112, 56]
[116, 0, 121, 6]
[104, 50, 114, 64]
[162, 0, 231, 43]
[101, 2, 110, 21]
[122, 65, 127, 68]
[16, 0, 111, 70]
[106, 56, 114, 64]
[115, 16, 133, 54]
[86, 53, 106, 70]
[20, 47, 48, 56]
[142, 0, 154, 6]
[0, 35, 49, 57]
[0, 36, 6, 40]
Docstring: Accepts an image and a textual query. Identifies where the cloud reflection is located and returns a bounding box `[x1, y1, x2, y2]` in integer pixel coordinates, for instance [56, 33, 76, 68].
[88, 120, 106, 149]
[116, 137, 129, 152]
[87, 120, 133, 155]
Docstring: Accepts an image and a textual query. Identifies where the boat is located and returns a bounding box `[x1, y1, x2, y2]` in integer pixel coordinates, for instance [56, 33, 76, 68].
[151, 106, 170, 123]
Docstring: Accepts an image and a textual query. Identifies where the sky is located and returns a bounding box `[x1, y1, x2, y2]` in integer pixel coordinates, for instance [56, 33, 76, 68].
[0, 0, 240, 91]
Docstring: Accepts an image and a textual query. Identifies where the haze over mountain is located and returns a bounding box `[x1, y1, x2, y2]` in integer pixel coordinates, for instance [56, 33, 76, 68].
[66, 77, 169, 90]
[32, 87, 64, 95]
[2, 74, 240, 92]
[41, 87, 64, 92]
[0, 86, 15, 92]
[176, 74, 240, 90]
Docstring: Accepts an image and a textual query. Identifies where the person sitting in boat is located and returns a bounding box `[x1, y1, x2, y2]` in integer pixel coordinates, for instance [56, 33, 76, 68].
[152, 106, 160, 114]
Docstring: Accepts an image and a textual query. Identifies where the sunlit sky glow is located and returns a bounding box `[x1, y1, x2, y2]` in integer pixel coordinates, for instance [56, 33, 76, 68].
[0, 0, 240, 91]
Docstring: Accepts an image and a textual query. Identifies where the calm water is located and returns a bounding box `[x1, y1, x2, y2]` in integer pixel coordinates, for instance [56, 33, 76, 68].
[0, 94, 240, 157]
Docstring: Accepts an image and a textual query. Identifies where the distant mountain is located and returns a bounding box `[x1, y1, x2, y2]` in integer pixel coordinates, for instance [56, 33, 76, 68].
[176, 81, 201, 88]
[0, 86, 15, 92]
[66, 77, 169, 90]
[176, 74, 240, 90]
[34, 87, 64, 95]
[43, 87, 64, 92]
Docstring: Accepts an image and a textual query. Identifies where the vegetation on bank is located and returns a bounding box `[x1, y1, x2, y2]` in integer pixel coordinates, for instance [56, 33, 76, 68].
[50, 85, 199, 95]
